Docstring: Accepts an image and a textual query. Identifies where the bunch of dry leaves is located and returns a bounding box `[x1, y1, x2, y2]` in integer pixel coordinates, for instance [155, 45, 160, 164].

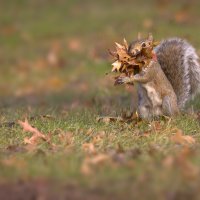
[109, 33, 159, 83]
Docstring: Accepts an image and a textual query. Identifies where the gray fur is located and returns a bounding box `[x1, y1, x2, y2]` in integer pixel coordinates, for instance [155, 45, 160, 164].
[162, 96, 173, 116]
[135, 61, 179, 119]
[155, 38, 200, 109]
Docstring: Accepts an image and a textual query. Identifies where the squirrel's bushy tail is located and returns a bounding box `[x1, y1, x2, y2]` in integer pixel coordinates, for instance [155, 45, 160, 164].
[155, 38, 200, 109]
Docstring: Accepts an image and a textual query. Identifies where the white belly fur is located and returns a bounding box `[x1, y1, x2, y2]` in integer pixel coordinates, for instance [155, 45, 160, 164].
[143, 83, 162, 107]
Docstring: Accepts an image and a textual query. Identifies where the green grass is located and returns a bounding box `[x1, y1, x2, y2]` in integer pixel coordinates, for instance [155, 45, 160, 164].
[0, 0, 200, 198]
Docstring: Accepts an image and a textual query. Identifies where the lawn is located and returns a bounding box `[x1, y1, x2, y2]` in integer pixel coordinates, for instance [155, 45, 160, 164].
[0, 0, 200, 199]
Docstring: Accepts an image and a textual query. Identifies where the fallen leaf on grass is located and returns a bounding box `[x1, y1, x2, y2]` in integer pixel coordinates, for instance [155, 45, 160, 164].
[6, 145, 26, 153]
[92, 131, 105, 145]
[46, 77, 65, 90]
[171, 129, 195, 145]
[18, 119, 50, 146]
[162, 155, 174, 168]
[32, 58, 48, 70]
[0, 25, 17, 35]
[81, 159, 92, 175]
[177, 147, 199, 179]
[174, 7, 190, 24]
[137, 130, 151, 138]
[81, 154, 110, 175]
[162, 147, 199, 179]
[82, 143, 96, 154]
[92, 135, 103, 145]
[179, 158, 199, 179]
[85, 128, 93, 136]
[96, 116, 125, 124]
[149, 121, 162, 131]
[1, 157, 26, 169]
[47, 51, 59, 66]
[40, 115, 55, 120]
[14, 85, 35, 97]
[89, 154, 109, 165]
[67, 38, 82, 52]
[97, 111, 139, 124]
[58, 132, 74, 146]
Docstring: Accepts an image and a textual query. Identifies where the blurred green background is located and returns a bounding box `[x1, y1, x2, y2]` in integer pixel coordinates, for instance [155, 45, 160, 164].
[1, 0, 200, 109]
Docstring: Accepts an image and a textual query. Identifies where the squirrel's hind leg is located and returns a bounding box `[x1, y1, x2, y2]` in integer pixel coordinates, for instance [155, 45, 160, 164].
[137, 85, 153, 119]
[138, 105, 152, 119]
[162, 96, 179, 116]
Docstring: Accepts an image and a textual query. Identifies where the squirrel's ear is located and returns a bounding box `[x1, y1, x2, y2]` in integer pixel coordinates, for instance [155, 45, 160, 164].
[148, 33, 153, 41]
[137, 32, 141, 40]
[123, 38, 128, 49]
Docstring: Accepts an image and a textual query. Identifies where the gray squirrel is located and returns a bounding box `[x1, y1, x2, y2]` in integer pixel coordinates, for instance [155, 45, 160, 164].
[117, 36, 200, 119]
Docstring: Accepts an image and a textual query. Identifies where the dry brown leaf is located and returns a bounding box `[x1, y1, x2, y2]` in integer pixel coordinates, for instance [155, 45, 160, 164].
[58, 132, 74, 146]
[67, 38, 82, 52]
[32, 58, 48, 70]
[0, 25, 17, 35]
[92, 135, 103, 145]
[81, 154, 110, 175]
[14, 85, 35, 97]
[171, 129, 195, 145]
[89, 154, 109, 165]
[176, 147, 199, 179]
[150, 121, 162, 131]
[18, 119, 50, 146]
[47, 51, 59, 66]
[1, 157, 26, 169]
[47, 77, 65, 89]
[19, 119, 44, 137]
[97, 131, 106, 138]
[111, 60, 122, 72]
[174, 9, 189, 24]
[24, 136, 38, 145]
[123, 38, 128, 49]
[162, 155, 174, 168]
[81, 158, 92, 175]
[85, 128, 93, 136]
[82, 143, 96, 154]
[181, 161, 199, 179]
[96, 116, 124, 124]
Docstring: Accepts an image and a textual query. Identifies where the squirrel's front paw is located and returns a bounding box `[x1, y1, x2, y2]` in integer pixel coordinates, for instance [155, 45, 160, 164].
[115, 76, 132, 85]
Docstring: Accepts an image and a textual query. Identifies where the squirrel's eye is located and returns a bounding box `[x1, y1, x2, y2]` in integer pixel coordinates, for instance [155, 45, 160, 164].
[142, 43, 146, 47]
